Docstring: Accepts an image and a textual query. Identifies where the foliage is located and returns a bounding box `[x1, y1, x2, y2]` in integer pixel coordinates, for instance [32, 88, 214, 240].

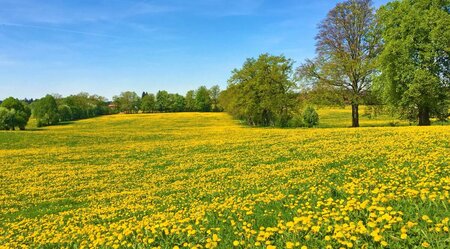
[195, 86, 212, 112]
[0, 113, 449, 248]
[58, 105, 73, 122]
[375, 0, 450, 125]
[298, 0, 381, 127]
[302, 106, 320, 127]
[33, 95, 60, 127]
[0, 97, 31, 130]
[221, 53, 297, 127]
[113, 91, 140, 114]
[141, 93, 156, 113]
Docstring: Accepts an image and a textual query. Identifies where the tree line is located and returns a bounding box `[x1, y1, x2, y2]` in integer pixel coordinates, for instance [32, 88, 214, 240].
[0, 85, 223, 130]
[112, 85, 222, 114]
[221, 0, 449, 127]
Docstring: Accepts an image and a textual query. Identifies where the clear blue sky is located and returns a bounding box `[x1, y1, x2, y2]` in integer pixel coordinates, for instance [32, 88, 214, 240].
[0, 0, 390, 100]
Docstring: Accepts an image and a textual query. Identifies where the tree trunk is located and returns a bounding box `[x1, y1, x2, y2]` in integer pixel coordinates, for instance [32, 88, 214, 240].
[352, 104, 359, 127]
[418, 107, 431, 126]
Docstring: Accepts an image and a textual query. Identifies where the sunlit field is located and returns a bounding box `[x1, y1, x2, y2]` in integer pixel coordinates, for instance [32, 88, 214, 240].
[1, 112, 449, 248]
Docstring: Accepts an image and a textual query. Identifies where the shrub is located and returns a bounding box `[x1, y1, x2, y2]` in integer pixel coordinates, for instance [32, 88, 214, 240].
[303, 106, 319, 127]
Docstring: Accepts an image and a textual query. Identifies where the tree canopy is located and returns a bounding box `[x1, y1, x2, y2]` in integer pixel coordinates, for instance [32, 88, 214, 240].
[375, 0, 450, 125]
[220, 54, 297, 127]
[298, 0, 381, 127]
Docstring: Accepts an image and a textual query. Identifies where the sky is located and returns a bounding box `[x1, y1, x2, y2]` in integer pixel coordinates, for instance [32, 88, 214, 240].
[0, 0, 391, 100]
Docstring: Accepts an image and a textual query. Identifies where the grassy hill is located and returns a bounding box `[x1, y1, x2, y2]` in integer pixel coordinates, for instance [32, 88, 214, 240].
[1, 113, 449, 248]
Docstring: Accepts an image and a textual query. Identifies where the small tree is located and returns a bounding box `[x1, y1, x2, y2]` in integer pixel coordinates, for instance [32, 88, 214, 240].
[209, 85, 222, 112]
[303, 106, 319, 127]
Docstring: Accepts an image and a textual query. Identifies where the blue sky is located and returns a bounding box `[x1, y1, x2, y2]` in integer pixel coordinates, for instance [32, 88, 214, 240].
[0, 0, 390, 100]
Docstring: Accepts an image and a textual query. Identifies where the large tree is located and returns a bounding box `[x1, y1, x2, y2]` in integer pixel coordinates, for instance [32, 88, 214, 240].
[298, 0, 381, 127]
[376, 0, 450, 125]
[221, 53, 297, 127]
[141, 93, 156, 113]
[0, 97, 31, 130]
[33, 95, 59, 127]
[195, 86, 212, 112]
[113, 91, 140, 114]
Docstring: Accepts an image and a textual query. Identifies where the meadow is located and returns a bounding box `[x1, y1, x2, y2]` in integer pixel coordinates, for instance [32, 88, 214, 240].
[0, 111, 449, 248]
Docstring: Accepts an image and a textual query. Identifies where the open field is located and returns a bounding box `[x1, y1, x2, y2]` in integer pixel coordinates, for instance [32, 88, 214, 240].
[0, 112, 449, 248]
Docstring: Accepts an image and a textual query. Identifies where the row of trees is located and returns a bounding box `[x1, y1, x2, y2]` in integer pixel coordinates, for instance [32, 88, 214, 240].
[112, 85, 222, 114]
[32, 93, 113, 127]
[0, 85, 224, 130]
[221, 0, 449, 127]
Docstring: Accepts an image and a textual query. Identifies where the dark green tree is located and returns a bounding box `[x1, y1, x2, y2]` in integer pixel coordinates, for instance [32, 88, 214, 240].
[376, 0, 450, 125]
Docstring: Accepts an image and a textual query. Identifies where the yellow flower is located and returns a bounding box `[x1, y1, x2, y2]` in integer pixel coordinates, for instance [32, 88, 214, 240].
[233, 241, 240, 247]
[422, 242, 430, 248]
[286, 242, 294, 249]
[401, 233, 407, 239]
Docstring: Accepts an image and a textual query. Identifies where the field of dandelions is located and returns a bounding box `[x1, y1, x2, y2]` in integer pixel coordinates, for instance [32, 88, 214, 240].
[0, 110, 449, 248]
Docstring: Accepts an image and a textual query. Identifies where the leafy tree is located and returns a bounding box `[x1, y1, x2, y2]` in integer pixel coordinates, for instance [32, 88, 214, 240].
[376, 0, 450, 125]
[298, 0, 381, 127]
[303, 106, 320, 127]
[185, 90, 197, 111]
[195, 86, 212, 112]
[0, 97, 31, 130]
[221, 53, 297, 127]
[33, 95, 59, 127]
[156, 90, 170, 112]
[113, 91, 140, 114]
[58, 105, 73, 121]
[141, 93, 156, 113]
[209, 85, 222, 112]
[168, 94, 185, 112]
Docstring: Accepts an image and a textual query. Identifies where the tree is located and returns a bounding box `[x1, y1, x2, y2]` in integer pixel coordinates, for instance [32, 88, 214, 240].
[113, 91, 140, 114]
[376, 0, 450, 125]
[169, 94, 185, 112]
[221, 53, 297, 127]
[195, 86, 212, 112]
[298, 0, 381, 127]
[58, 105, 73, 121]
[141, 93, 156, 113]
[33, 95, 59, 127]
[209, 85, 222, 112]
[156, 90, 170, 112]
[303, 106, 320, 127]
[185, 90, 197, 111]
[0, 97, 31, 130]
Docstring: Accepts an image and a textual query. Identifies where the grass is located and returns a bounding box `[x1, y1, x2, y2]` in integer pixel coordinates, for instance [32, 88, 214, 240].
[0, 110, 449, 248]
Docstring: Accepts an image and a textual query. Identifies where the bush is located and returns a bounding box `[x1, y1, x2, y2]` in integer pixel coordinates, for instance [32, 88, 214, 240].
[303, 106, 319, 127]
